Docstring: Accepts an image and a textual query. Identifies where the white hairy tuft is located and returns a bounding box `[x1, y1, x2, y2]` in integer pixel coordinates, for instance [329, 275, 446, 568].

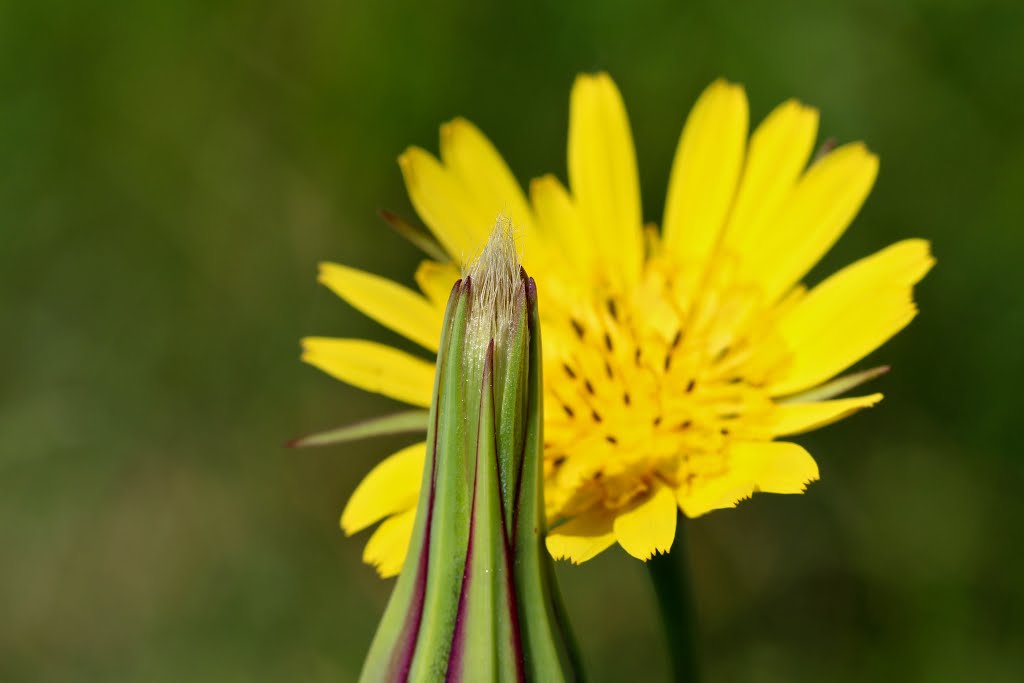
[464, 216, 522, 352]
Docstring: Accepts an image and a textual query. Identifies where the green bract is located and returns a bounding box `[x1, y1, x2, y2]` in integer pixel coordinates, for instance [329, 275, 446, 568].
[359, 228, 578, 682]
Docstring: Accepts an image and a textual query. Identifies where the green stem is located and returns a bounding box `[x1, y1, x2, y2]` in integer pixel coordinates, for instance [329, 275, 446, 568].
[645, 513, 700, 683]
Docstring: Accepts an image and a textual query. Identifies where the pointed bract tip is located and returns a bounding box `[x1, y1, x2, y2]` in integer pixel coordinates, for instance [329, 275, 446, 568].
[482, 338, 496, 382]
[525, 276, 537, 306]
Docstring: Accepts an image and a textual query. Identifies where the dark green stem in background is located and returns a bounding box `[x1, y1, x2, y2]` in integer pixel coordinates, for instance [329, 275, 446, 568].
[646, 513, 700, 683]
[546, 559, 587, 682]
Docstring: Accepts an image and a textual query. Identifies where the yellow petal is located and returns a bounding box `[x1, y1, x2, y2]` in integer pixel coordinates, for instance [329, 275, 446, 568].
[318, 263, 442, 351]
[770, 239, 934, 396]
[545, 506, 616, 564]
[301, 337, 435, 407]
[612, 484, 677, 561]
[771, 393, 883, 437]
[722, 99, 819, 251]
[568, 72, 643, 289]
[363, 507, 416, 578]
[414, 259, 461, 309]
[679, 441, 819, 517]
[440, 117, 535, 236]
[399, 146, 481, 262]
[341, 442, 426, 535]
[748, 142, 880, 302]
[662, 79, 749, 274]
[530, 174, 592, 279]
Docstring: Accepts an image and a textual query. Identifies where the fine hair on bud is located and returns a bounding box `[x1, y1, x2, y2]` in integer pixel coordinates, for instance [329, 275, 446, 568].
[463, 215, 522, 359]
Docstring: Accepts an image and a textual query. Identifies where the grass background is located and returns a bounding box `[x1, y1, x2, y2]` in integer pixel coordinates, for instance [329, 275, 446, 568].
[2, 0, 1022, 680]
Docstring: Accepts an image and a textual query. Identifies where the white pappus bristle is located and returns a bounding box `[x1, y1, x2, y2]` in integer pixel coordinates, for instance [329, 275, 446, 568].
[464, 216, 522, 354]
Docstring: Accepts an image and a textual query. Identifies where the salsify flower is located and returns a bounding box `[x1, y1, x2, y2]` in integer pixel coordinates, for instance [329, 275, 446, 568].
[302, 73, 933, 575]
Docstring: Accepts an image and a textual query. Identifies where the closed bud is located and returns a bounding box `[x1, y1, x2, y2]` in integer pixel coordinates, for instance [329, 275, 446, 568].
[359, 221, 580, 682]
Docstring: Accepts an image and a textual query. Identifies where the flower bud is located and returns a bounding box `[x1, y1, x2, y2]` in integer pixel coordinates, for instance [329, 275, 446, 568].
[358, 222, 579, 682]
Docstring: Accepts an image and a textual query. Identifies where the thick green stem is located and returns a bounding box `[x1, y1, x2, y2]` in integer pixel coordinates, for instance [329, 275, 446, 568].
[646, 513, 700, 683]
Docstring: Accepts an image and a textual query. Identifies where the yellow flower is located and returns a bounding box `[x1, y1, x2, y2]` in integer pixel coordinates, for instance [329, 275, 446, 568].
[303, 73, 933, 575]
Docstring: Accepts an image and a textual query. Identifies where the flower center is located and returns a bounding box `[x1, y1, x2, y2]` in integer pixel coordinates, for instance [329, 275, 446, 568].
[539, 252, 792, 519]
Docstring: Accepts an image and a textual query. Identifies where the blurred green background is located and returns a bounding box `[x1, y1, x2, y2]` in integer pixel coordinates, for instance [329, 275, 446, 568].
[2, 0, 1022, 680]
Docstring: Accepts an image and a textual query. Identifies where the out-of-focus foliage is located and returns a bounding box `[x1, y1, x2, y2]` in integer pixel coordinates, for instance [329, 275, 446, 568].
[1, 1, 1021, 681]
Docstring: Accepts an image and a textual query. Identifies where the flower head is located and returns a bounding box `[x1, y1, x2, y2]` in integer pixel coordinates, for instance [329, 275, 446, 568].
[302, 73, 933, 572]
